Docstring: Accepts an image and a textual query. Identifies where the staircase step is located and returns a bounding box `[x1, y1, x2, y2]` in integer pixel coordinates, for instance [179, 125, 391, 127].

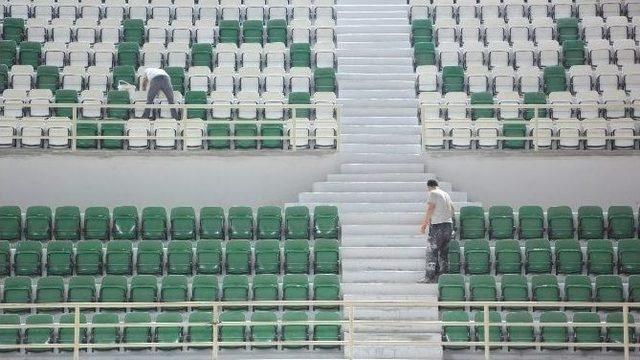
[342, 283, 437, 296]
[291, 202, 478, 212]
[339, 64, 414, 73]
[341, 144, 422, 154]
[340, 89, 416, 99]
[342, 258, 424, 271]
[341, 246, 426, 259]
[341, 134, 421, 144]
[339, 152, 424, 163]
[350, 333, 443, 359]
[339, 80, 415, 91]
[336, 25, 411, 34]
[337, 73, 416, 81]
[340, 163, 424, 173]
[341, 235, 426, 247]
[326, 173, 433, 182]
[338, 57, 413, 66]
[341, 125, 421, 135]
[336, 48, 413, 58]
[338, 0, 408, 6]
[340, 117, 418, 126]
[299, 191, 467, 203]
[342, 224, 423, 235]
[340, 212, 425, 224]
[342, 270, 424, 283]
[313, 182, 441, 192]
[336, 4, 409, 11]
[337, 41, 411, 50]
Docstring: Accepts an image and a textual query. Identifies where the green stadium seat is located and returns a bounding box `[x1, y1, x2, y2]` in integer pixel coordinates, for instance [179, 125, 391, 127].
[0, 206, 21, 240]
[99, 275, 127, 303]
[0, 64, 7, 91]
[283, 274, 309, 309]
[75, 240, 103, 275]
[255, 240, 280, 274]
[447, 240, 461, 274]
[257, 206, 282, 240]
[469, 275, 496, 303]
[196, 240, 222, 274]
[531, 274, 560, 307]
[68, 276, 96, 303]
[112, 206, 138, 240]
[243, 20, 264, 43]
[290, 43, 311, 68]
[185, 91, 208, 119]
[101, 122, 125, 150]
[155, 312, 182, 349]
[141, 207, 167, 240]
[25, 206, 52, 241]
[284, 239, 310, 274]
[3, 276, 31, 305]
[219, 311, 245, 348]
[222, 275, 249, 305]
[59, 313, 87, 348]
[106, 89, 131, 123]
[442, 66, 464, 94]
[606, 312, 636, 349]
[313, 312, 341, 348]
[46, 240, 73, 275]
[116, 42, 139, 68]
[14, 241, 42, 275]
[315, 68, 336, 93]
[502, 123, 527, 149]
[35, 276, 64, 306]
[412, 19, 433, 44]
[441, 311, 470, 349]
[522, 92, 548, 120]
[618, 239, 640, 274]
[282, 311, 308, 349]
[167, 240, 192, 275]
[607, 206, 635, 239]
[260, 124, 284, 149]
[518, 205, 544, 239]
[199, 207, 225, 240]
[285, 206, 310, 239]
[557, 17, 579, 43]
[122, 19, 144, 44]
[314, 206, 339, 239]
[587, 239, 614, 274]
[76, 122, 99, 149]
[3, 18, 25, 43]
[18, 42, 41, 68]
[314, 274, 340, 308]
[564, 275, 592, 305]
[191, 44, 213, 68]
[92, 313, 120, 349]
[438, 274, 465, 303]
[129, 275, 158, 304]
[161, 275, 188, 303]
[123, 312, 152, 349]
[473, 311, 501, 349]
[540, 311, 568, 349]
[0, 41, 16, 68]
[208, 123, 231, 150]
[547, 206, 574, 239]
[83, 207, 110, 240]
[0, 314, 20, 350]
[578, 206, 604, 239]
[170, 207, 196, 240]
[495, 239, 522, 274]
[488, 206, 514, 239]
[629, 275, 640, 302]
[136, 240, 164, 275]
[228, 206, 253, 240]
[166, 67, 186, 94]
[267, 19, 287, 44]
[226, 240, 251, 274]
[251, 312, 277, 348]
[414, 42, 436, 66]
[562, 39, 586, 69]
[573, 312, 601, 348]
[595, 275, 624, 303]
[315, 239, 340, 274]
[555, 239, 583, 274]
[0, 241, 9, 275]
[191, 275, 218, 302]
[188, 311, 212, 347]
[36, 66, 59, 92]
[470, 92, 495, 120]
[525, 239, 551, 273]
[501, 274, 529, 305]
[53, 206, 80, 240]
[543, 66, 567, 94]
[289, 92, 311, 119]
[219, 20, 241, 44]
[253, 274, 279, 310]
[463, 239, 490, 274]
[105, 240, 133, 275]
[506, 312, 534, 349]
[25, 314, 53, 351]
[54, 89, 78, 119]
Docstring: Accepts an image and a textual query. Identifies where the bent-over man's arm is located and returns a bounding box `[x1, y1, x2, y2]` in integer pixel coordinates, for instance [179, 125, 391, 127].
[420, 202, 436, 234]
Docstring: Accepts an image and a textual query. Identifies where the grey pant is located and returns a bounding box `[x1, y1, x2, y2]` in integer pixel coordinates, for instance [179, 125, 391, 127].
[142, 75, 179, 119]
[427, 222, 453, 276]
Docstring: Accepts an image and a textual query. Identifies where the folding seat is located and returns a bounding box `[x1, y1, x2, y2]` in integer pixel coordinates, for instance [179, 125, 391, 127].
[51, 206, 80, 241]
[186, 67, 212, 92]
[493, 67, 518, 94]
[266, 19, 287, 45]
[24, 314, 53, 350]
[315, 18, 336, 44]
[512, 41, 536, 69]
[443, 93, 467, 121]
[2, 89, 26, 119]
[182, 119, 206, 149]
[249, 311, 278, 348]
[169, 21, 193, 45]
[18, 42, 41, 69]
[282, 311, 308, 348]
[64, 277, 95, 306]
[460, 19, 482, 46]
[154, 312, 182, 349]
[238, 44, 262, 70]
[314, 68, 336, 93]
[409, 0, 429, 20]
[493, 239, 521, 274]
[18, 117, 46, 148]
[0, 41, 17, 68]
[557, 17, 579, 43]
[198, 207, 225, 241]
[218, 311, 245, 348]
[501, 274, 529, 305]
[416, 65, 439, 93]
[112, 206, 138, 240]
[313, 311, 341, 348]
[59, 313, 88, 348]
[191, 275, 219, 302]
[472, 311, 501, 349]
[129, 275, 158, 306]
[0, 240, 9, 276]
[284, 239, 310, 274]
[285, 206, 310, 239]
[531, 274, 560, 307]
[478, 0, 500, 21]
[460, 207, 487, 240]
[505, 312, 534, 348]
[581, 17, 605, 42]
[123, 312, 152, 349]
[438, 274, 466, 304]
[34, 276, 64, 308]
[618, 237, 640, 274]
[551, 238, 583, 275]
[573, 312, 602, 348]
[315, 239, 340, 274]
[44, 241, 73, 276]
[434, 18, 457, 45]
[532, 17, 554, 43]
[0, 314, 20, 350]
[140, 207, 167, 240]
[249, 274, 279, 310]
[472, 118, 498, 148]
[222, 275, 249, 305]
[227, 207, 253, 240]
[24, 206, 52, 241]
[99, 275, 127, 304]
[75, 240, 103, 275]
[606, 312, 636, 348]
[546, 205, 574, 239]
[250, 240, 280, 275]
[194, 20, 217, 44]
[91, 313, 120, 349]
[282, 274, 309, 309]
[437, 42, 460, 68]
[563, 40, 586, 67]
[26, 89, 52, 118]
[3, 18, 25, 43]
[575, 91, 600, 120]
[412, 19, 433, 44]
[433, 0, 455, 20]
[613, 39, 637, 67]
[487, 41, 510, 69]
[608, 206, 636, 239]
[576, 206, 605, 239]
[314, 274, 340, 308]
[484, 21, 506, 44]
[225, 240, 251, 274]
[241, 20, 263, 44]
[539, 311, 568, 348]
[314, 206, 339, 239]
[184, 311, 214, 348]
[469, 275, 496, 304]
[10, 65, 34, 90]
[92, 42, 117, 69]
[74, 19, 98, 44]
[0, 206, 21, 241]
[623, 65, 640, 93]
[587, 239, 614, 275]
[218, 20, 241, 45]
[507, 17, 530, 43]
[105, 240, 133, 275]
[586, 39, 612, 67]
[538, 40, 561, 67]
[543, 66, 567, 94]
[288, 92, 311, 121]
[525, 239, 551, 273]
[135, 240, 163, 275]
[630, 275, 640, 302]
[470, 92, 495, 121]
[594, 65, 620, 93]
[153, 276, 188, 308]
[414, 42, 436, 68]
[446, 119, 472, 149]
[183, 90, 208, 120]
[601, 90, 627, 119]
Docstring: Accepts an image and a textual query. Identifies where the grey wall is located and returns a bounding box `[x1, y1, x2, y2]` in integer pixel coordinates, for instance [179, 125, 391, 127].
[0, 152, 340, 208]
[426, 152, 640, 209]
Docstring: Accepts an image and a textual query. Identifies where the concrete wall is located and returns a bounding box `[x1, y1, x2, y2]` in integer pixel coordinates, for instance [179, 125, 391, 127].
[426, 152, 640, 209]
[0, 152, 340, 208]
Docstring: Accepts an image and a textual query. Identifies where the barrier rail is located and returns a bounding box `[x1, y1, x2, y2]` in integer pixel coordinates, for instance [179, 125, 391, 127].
[0, 102, 341, 151]
[2, 299, 640, 359]
[419, 102, 640, 151]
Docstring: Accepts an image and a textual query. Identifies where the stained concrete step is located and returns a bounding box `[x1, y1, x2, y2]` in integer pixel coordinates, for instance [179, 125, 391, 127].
[340, 144, 422, 154]
[336, 4, 409, 11]
[341, 125, 421, 135]
[341, 134, 422, 144]
[298, 191, 467, 203]
[337, 73, 416, 82]
[338, 80, 415, 91]
[326, 173, 434, 182]
[338, 57, 413, 66]
[336, 48, 414, 57]
[342, 283, 437, 296]
[340, 212, 425, 224]
[340, 89, 416, 99]
[342, 224, 423, 235]
[337, 32, 409, 42]
[350, 333, 443, 359]
[342, 270, 424, 283]
[337, 17, 409, 26]
[312, 182, 446, 192]
[339, 153, 424, 164]
[341, 246, 426, 259]
[340, 117, 418, 126]
[340, 163, 424, 173]
[339, 64, 414, 74]
[342, 258, 424, 271]
[290, 202, 477, 213]
[337, 42, 411, 51]
[341, 235, 426, 247]
[336, 25, 411, 34]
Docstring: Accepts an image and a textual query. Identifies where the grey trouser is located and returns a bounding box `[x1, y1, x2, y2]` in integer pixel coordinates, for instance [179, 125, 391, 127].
[427, 222, 453, 275]
[142, 75, 179, 119]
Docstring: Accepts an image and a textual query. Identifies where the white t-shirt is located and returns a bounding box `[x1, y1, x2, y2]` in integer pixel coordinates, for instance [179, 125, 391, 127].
[427, 188, 453, 224]
[144, 68, 168, 81]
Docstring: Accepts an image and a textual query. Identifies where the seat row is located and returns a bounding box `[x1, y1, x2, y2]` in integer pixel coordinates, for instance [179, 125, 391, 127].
[438, 274, 640, 304]
[448, 238, 640, 275]
[1, 0, 336, 23]
[0, 239, 340, 276]
[1, 274, 341, 308]
[442, 310, 635, 350]
[3, 18, 336, 46]
[0, 310, 342, 351]
[0, 205, 339, 241]
[409, 0, 636, 21]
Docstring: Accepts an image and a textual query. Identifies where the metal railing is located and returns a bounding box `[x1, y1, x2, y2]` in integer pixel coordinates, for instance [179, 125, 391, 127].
[0, 102, 341, 151]
[2, 299, 640, 359]
[419, 102, 640, 151]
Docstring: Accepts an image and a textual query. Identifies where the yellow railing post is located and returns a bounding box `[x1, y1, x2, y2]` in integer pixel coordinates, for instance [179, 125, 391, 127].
[73, 305, 80, 359]
[483, 304, 490, 360]
[212, 303, 219, 360]
[623, 303, 630, 360]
